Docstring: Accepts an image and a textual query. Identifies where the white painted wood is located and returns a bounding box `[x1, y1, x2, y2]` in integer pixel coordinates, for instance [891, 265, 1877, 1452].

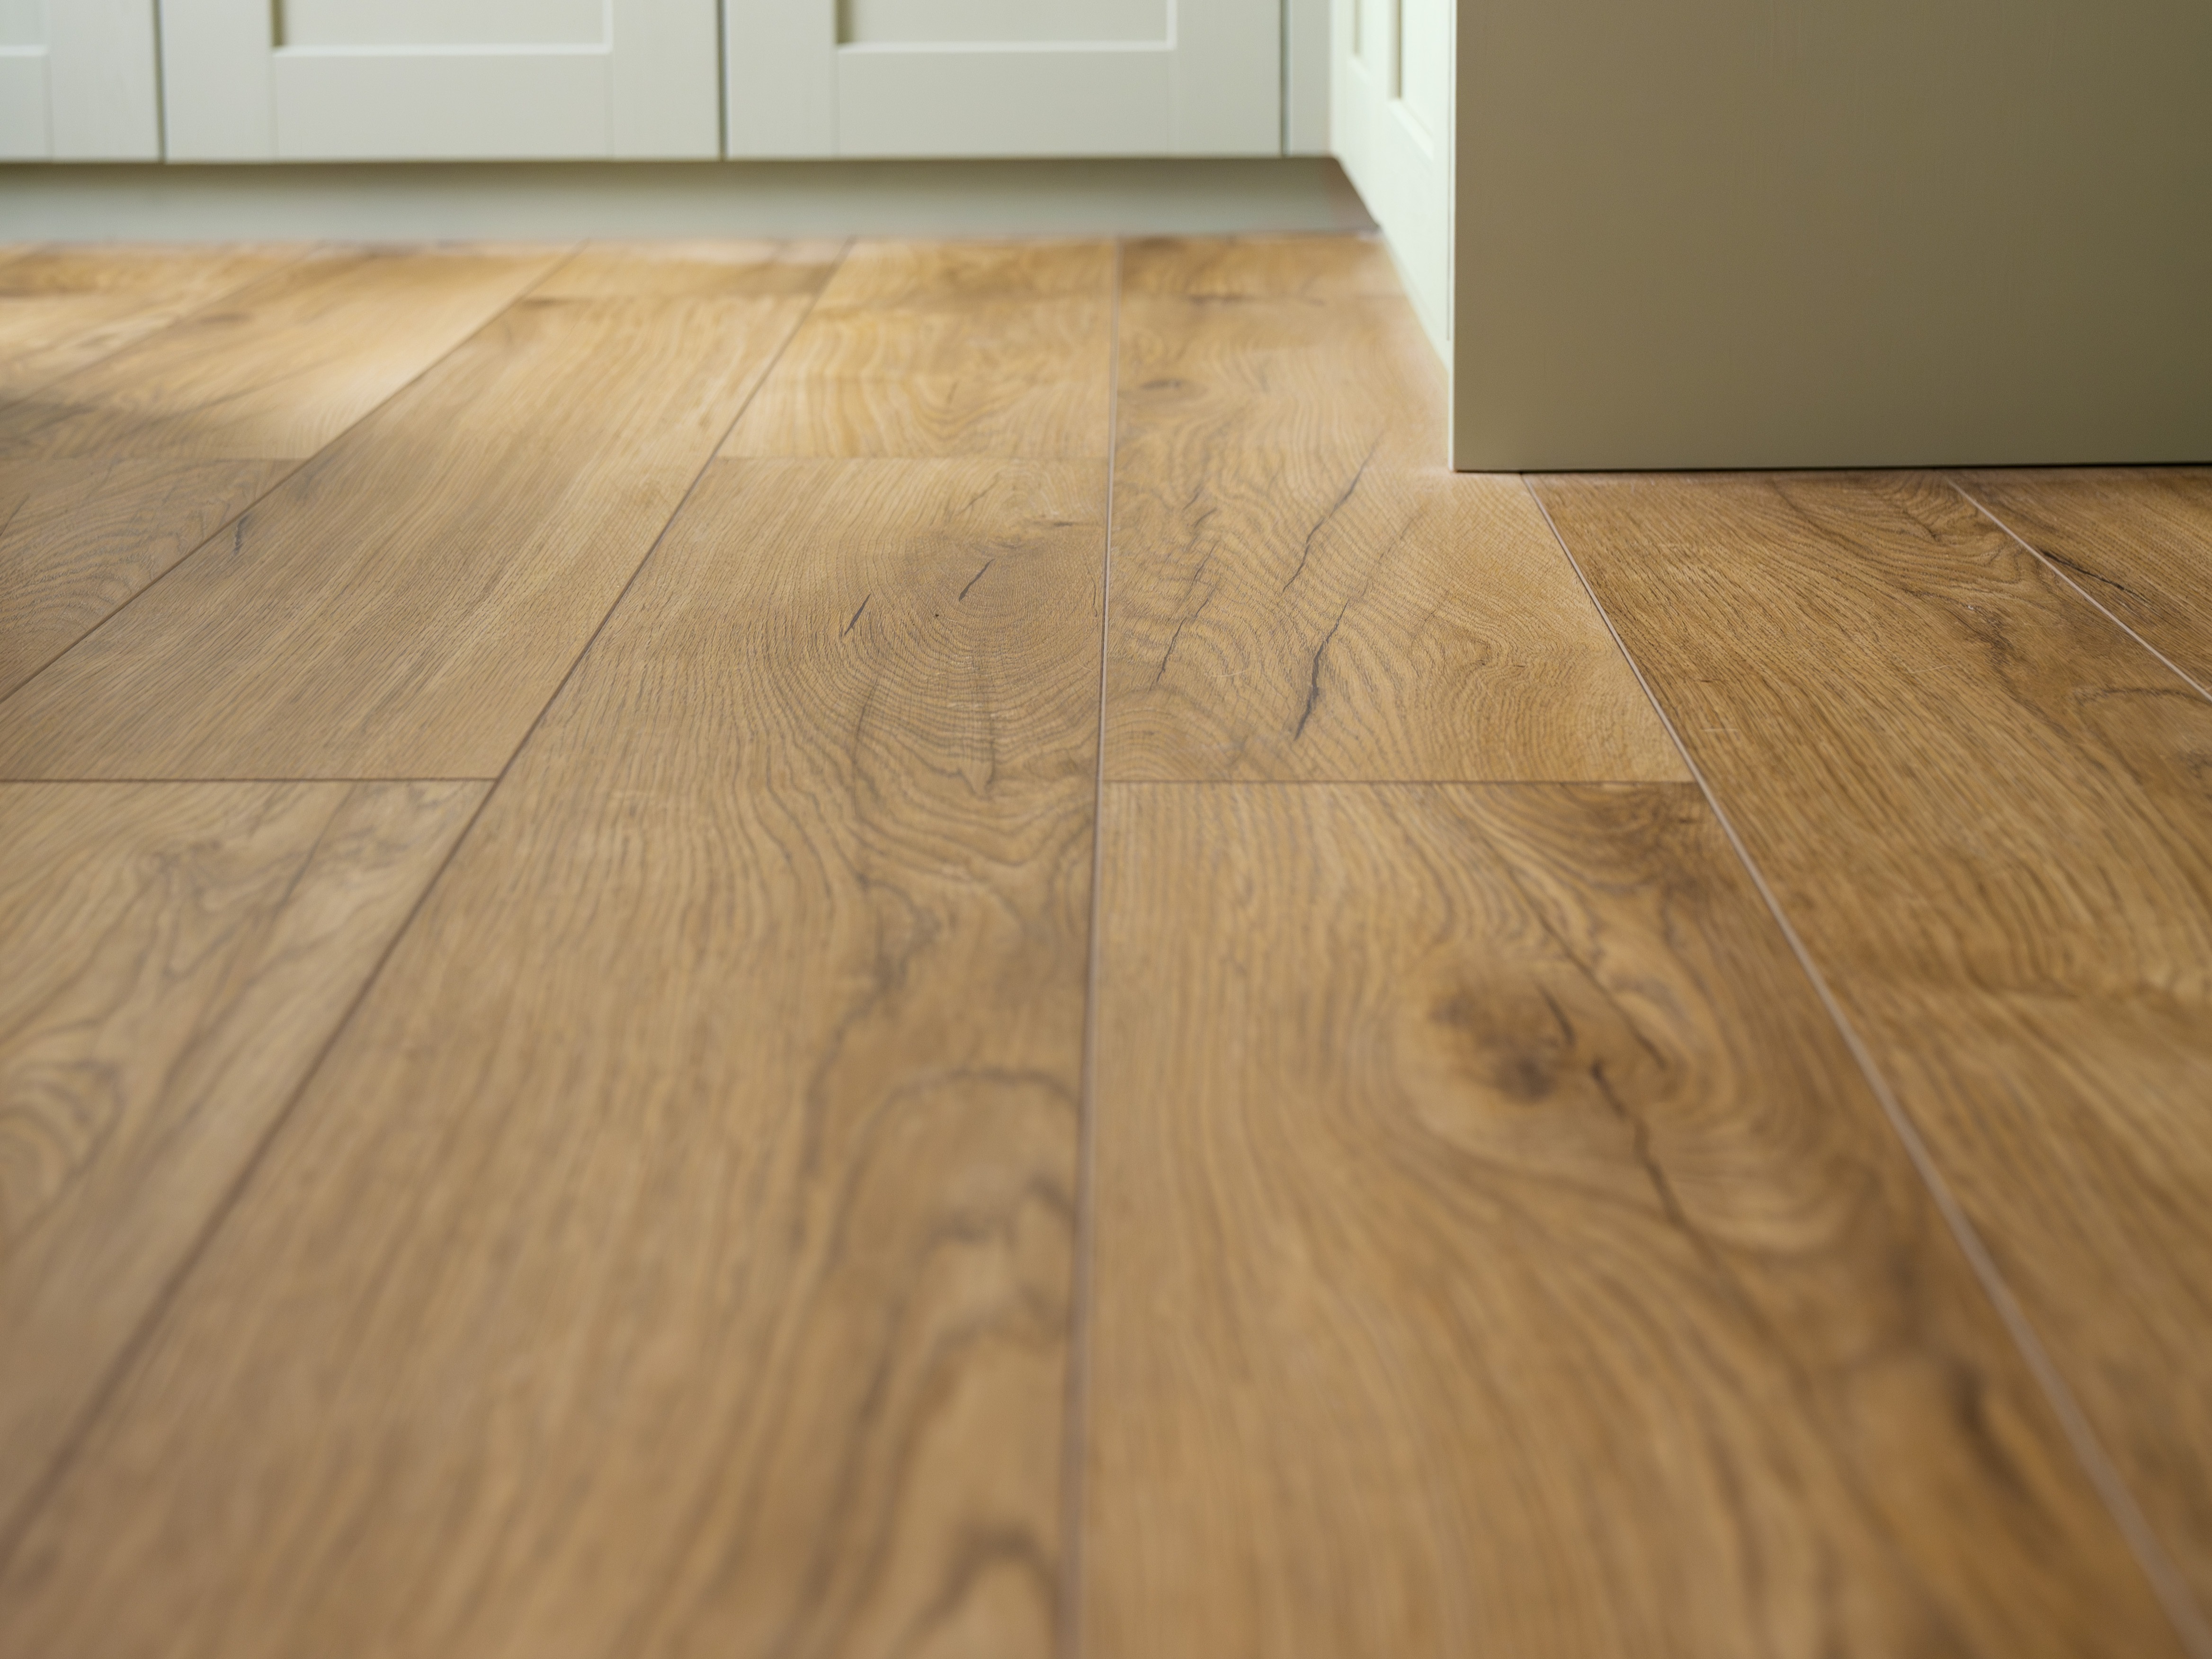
[0, 48, 49, 158]
[0, 0, 162, 159]
[160, 0, 279, 158]
[0, 157, 1370, 240]
[48, 0, 163, 156]
[723, 0, 836, 157]
[839, 47, 1171, 156]
[845, 0, 1164, 43]
[281, 0, 604, 47]
[1283, 0, 1329, 154]
[274, 52, 613, 160]
[729, 0, 1279, 158]
[161, 0, 717, 160]
[1330, 0, 1449, 354]
[608, 0, 719, 158]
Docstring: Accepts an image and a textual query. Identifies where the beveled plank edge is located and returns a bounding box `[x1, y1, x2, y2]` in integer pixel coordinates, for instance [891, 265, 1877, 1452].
[1057, 238, 1124, 1659]
[0, 243, 594, 731]
[0, 244, 325, 415]
[0, 776, 497, 1573]
[1946, 473, 2212, 706]
[1520, 473, 2212, 1659]
[0, 239, 859, 1580]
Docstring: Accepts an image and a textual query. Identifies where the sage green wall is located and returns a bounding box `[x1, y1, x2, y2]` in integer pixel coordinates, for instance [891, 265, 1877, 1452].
[1450, 0, 2212, 468]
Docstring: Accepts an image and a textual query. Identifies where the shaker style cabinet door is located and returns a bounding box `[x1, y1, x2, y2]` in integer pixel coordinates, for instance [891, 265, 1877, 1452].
[158, 0, 719, 160]
[1332, 0, 1451, 349]
[727, 0, 1280, 157]
[1, 0, 163, 158]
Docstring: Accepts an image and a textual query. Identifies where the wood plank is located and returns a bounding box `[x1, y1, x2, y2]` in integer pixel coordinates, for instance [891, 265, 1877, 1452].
[1957, 467, 2212, 692]
[0, 246, 564, 460]
[1106, 235, 1677, 783]
[0, 455, 291, 700]
[0, 778, 483, 1543]
[1084, 780, 2184, 1658]
[0, 245, 305, 406]
[0, 457, 1103, 1658]
[1106, 451, 1684, 782]
[724, 239, 1113, 458]
[534, 238, 846, 299]
[0, 281, 815, 780]
[1118, 232, 1411, 300]
[1534, 469, 2212, 1621]
[1116, 236, 1447, 473]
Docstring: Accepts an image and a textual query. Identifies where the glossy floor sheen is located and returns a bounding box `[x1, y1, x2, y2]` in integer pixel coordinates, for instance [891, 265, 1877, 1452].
[0, 238, 2206, 1659]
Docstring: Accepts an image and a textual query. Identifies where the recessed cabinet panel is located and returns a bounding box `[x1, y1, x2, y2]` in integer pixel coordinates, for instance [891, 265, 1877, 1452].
[2, 0, 163, 159]
[160, 0, 718, 159]
[842, 0, 1168, 43]
[279, 0, 606, 48]
[730, 0, 1280, 157]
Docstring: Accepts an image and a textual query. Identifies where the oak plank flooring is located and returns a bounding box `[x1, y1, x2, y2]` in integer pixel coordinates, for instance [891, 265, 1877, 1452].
[1106, 235, 1677, 783]
[1535, 469, 2212, 1618]
[0, 247, 566, 702]
[1958, 467, 2212, 692]
[0, 455, 291, 700]
[1084, 780, 2182, 1658]
[535, 238, 846, 299]
[724, 239, 1114, 458]
[0, 779, 483, 1543]
[1117, 232, 1412, 301]
[0, 246, 564, 460]
[0, 457, 1103, 1659]
[1115, 235, 1445, 472]
[0, 275, 814, 779]
[1106, 452, 1684, 782]
[0, 244, 304, 406]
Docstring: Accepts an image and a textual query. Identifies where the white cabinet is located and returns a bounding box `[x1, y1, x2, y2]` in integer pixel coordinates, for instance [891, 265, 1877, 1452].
[726, 0, 1281, 157]
[8, 0, 1298, 165]
[1, 0, 162, 159]
[158, 0, 721, 160]
[1332, 0, 1451, 353]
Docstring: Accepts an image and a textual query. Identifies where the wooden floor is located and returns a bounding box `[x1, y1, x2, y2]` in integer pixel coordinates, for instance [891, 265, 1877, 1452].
[1, 236, 2208, 1659]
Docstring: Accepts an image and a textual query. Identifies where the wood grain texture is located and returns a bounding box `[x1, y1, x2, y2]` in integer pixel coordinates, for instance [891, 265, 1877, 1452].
[535, 239, 846, 298]
[0, 245, 304, 406]
[0, 282, 814, 780]
[1535, 469, 2212, 1621]
[0, 778, 482, 1543]
[1118, 232, 1412, 300]
[0, 457, 1103, 1659]
[1084, 780, 2183, 1659]
[1105, 235, 1676, 783]
[0, 455, 292, 700]
[1958, 467, 2212, 692]
[1115, 236, 1445, 472]
[0, 247, 563, 460]
[725, 240, 1113, 458]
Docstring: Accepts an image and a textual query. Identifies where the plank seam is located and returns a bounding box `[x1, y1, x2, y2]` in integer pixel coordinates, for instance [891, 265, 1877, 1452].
[0, 241, 831, 1602]
[0, 776, 500, 1578]
[0, 241, 318, 414]
[1521, 474, 2212, 1659]
[1098, 776, 1699, 787]
[0, 243, 586, 725]
[1058, 238, 1122, 1659]
[1948, 474, 2212, 707]
[0, 775, 502, 785]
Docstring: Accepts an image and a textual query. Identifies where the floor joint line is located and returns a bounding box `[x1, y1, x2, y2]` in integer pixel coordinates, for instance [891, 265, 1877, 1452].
[1522, 473, 2212, 1659]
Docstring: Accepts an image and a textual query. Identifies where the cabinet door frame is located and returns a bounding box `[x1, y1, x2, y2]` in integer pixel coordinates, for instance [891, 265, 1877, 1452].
[1, 0, 163, 160]
[725, 0, 1280, 158]
[1331, 0, 1451, 354]
[158, 0, 719, 161]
